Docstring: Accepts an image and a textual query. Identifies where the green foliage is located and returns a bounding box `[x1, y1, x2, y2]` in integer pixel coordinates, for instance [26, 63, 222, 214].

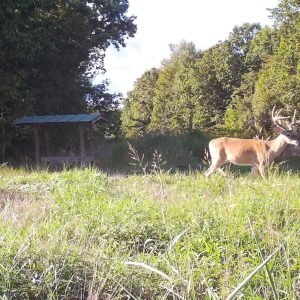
[122, 24, 262, 137]
[151, 42, 200, 134]
[121, 68, 159, 137]
[223, 4, 300, 136]
[224, 72, 259, 137]
[251, 6, 300, 134]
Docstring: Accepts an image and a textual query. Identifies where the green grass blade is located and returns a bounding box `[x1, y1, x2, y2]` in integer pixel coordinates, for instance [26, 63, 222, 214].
[168, 228, 188, 251]
[125, 261, 172, 281]
[226, 246, 282, 300]
[248, 219, 279, 300]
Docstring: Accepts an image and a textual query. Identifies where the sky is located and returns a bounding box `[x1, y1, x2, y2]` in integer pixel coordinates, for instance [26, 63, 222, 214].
[94, 0, 279, 97]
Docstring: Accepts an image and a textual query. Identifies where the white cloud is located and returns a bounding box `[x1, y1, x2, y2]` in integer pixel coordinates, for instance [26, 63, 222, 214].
[94, 0, 279, 96]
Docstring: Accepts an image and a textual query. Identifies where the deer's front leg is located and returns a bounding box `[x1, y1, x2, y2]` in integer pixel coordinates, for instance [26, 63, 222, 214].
[258, 164, 267, 180]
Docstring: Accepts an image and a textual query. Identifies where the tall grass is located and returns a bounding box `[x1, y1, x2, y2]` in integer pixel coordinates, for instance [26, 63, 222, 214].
[0, 166, 299, 299]
[98, 132, 209, 173]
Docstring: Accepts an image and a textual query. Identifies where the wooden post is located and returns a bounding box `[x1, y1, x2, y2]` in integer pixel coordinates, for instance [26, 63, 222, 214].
[79, 125, 85, 167]
[91, 135, 95, 167]
[34, 127, 40, 168]
[44, 127, 50, 157]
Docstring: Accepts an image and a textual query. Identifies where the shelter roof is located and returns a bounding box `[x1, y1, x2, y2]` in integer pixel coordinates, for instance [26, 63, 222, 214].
[14, 113, 106, 126]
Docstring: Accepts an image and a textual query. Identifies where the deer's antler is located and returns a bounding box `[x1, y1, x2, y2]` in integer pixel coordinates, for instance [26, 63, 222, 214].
[289, 109, 300, 131]
[272, 106, 290, 130]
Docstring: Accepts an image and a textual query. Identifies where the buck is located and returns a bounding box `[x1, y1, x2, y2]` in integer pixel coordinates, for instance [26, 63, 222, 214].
[205, 107, 300, 179]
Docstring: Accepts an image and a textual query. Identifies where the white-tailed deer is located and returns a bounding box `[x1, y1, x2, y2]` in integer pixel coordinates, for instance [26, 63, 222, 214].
[205, 107, 300, 179]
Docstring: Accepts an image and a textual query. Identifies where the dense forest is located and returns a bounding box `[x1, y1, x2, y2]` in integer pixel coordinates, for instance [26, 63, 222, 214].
[1, 0, 300, 163]
[122, 0, 300, 140]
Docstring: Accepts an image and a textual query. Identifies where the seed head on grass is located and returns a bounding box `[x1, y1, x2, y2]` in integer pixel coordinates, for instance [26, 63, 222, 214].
[127, 142, 148, 175]
[151, 149, 167, 174]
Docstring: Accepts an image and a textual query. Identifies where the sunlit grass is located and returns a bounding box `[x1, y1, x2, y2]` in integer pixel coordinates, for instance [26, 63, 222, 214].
[0, 167, 299, 299]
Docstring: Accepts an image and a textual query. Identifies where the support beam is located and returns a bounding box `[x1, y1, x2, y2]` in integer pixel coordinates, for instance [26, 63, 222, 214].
[79, 125, 85, 167]
[44, 127, 50, 157]
[34, 127, 40, 168]
[91, 137, 95, 166]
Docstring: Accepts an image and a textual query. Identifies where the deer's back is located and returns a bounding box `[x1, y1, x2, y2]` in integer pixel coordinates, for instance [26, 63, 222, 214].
[209, 137, 267, 166]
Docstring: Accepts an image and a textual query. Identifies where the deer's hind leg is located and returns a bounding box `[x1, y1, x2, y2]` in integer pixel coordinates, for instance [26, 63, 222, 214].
[251, 163, 266, 179]
[251, 165, 259, 177]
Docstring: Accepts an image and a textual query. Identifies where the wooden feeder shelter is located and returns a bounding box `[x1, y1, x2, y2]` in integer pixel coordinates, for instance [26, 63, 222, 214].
[14, 113, 106, 167]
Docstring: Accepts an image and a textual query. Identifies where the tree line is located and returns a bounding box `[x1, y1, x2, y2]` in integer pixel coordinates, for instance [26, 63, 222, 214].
[121, 0, 300, 140]
[1, 0, 300, 163]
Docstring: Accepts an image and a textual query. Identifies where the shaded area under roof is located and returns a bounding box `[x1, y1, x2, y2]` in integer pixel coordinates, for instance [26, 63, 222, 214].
[14, 113, 107, 126]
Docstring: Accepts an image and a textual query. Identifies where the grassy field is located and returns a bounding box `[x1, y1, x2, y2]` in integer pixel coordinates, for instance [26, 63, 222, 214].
[0, 165, 299, 299]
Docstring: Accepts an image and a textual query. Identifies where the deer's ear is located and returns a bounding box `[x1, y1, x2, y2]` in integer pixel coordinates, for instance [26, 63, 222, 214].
[274, 126, 283, 134]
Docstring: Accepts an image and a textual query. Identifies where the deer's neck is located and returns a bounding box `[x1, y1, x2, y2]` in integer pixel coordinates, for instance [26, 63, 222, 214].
[266, 135, 287, 162]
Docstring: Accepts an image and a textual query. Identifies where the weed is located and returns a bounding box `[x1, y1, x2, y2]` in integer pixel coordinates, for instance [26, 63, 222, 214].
[151, 149, 167, 175]
[127, 142, 148, 175]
